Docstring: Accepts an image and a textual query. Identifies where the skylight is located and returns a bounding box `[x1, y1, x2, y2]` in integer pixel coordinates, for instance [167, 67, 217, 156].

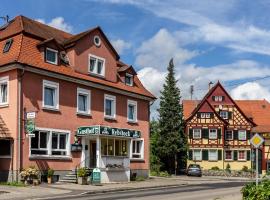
[3, 38, 13, 53]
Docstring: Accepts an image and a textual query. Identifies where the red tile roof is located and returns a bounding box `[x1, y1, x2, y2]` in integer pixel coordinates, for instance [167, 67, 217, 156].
[0, 15, 155, 100]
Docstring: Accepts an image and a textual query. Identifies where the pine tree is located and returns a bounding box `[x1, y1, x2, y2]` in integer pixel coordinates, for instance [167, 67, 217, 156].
[157, 58, 187, 174]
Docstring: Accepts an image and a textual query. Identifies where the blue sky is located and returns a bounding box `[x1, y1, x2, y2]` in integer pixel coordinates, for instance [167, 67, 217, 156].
[3, 0, 270, 106]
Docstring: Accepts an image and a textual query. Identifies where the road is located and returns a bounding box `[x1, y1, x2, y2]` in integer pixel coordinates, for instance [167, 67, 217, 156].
[44, 181, 245, 200]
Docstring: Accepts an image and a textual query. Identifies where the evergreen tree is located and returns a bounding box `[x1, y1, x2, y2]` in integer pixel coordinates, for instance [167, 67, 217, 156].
[150, 120, 161, 173]
[157, 58, 187, 174]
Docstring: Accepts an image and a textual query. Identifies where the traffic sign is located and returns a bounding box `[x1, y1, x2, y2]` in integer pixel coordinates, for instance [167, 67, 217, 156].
[250, 133, 264, 148]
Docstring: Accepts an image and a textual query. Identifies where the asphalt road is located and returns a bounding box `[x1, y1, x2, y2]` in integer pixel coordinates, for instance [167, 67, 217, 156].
[44, 181, 245, 200]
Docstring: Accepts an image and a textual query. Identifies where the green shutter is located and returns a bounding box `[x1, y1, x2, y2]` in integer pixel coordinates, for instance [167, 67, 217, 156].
[218, 129, 222, 139]
[189, 128, 193, 139]
[202, 150, 208, 160]
[218, 150, 222, 160]
[234, 151, 238, 161]
[228, 112, 232, 119]
[210, 113, 214, 118]
[247, 131, 251, 140]
[197, 113, 201, 118]
[247, 150, 250, 161]
[233, 130, 238, 140]
[188, 150, 193, 160]
[212, 96, 215, 101]
[202, 129, 209, 139]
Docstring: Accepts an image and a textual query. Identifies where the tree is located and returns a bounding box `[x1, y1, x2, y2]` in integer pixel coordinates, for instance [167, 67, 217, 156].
[150, 120, 161, 173]
[157, 58, 187, 174]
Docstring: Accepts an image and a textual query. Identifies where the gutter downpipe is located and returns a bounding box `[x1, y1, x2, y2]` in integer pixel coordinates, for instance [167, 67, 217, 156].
[17, 66, 25, 181]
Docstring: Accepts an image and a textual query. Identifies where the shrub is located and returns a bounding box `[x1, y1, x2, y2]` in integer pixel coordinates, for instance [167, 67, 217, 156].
[211, 166, 220, 171]
[136, 176, 146, 181]
[159, 171, 170, 177]
[242, 179, 270, 200]
[20, 166, 39, 180]
[242, 166, 249, 172]
[77, 167, 87, 177]
[150, 171, 158, 176]
[225, 163, 231, 173]
[47, 168, 54, 178]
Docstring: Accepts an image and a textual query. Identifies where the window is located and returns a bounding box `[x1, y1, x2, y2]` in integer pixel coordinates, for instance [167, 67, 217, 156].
[77, 88, 91, 115]
[238, 150, 246, 161]
[0, 140, 11, 157]
[209, 129, 217, 139]
[93, 35, 101, 47]
[238, 130, 246, 140]
[220, 111, 228, 119]
[208, 150, 218, 161]
[200, 113, 211, 118]
[213, 96, 224, 102]
[0, 76, 8, 106]
[127, 100, 137, 122]
[101, 138, 128, 156]
[193, 129, 201, 139]
[45, 48, 58, 65]
[225, 150, 233, 160]
[193, 149, 202, 160]
[205, 113, 211, 118]
[3, 38, 13, 53]
[132, 139, 144, 159]
[89, 54, 105, 76]
[104, 94, 116, 119]
[226, 130, 233, 140]
[201, 113, 206, 118]
[43, 80, 59, 110]
[30, 129, 70, 157]
[125, 74, 133, 86]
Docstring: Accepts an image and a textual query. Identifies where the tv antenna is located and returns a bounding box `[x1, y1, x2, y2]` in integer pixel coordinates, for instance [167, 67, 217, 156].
[0, 15, 9, 23]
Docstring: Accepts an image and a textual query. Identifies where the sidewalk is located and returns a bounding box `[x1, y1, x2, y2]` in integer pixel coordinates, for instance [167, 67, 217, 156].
[0, 176, 248, 200]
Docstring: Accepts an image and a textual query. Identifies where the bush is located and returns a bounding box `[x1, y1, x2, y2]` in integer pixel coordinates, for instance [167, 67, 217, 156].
[159, 171, 170, 177]
[242, 179, 270, 200]
[225, 163, 231, 173]
[77, 167, 87, 177]
[20, 166, 39, 180]
[135, 176, 146, 181]
[150, 171, 158, 176]
[211, 166, 220, 171]
[242, 166, 249, 172]
[47, 168, 54, 178]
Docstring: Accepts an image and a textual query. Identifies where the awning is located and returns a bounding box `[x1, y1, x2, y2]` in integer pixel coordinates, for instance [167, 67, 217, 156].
[77, 125, 141, 138]
[0, 116, 12, 139]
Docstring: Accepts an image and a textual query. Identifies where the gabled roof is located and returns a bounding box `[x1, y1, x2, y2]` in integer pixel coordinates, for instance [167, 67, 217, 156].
[185, 99, 228, 125]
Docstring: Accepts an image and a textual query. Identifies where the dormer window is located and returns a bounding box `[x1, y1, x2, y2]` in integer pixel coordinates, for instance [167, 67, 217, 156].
[89, 54, 105, 77]
[45, 48, 58, 65]
[125, 73, 133, 86]
[3, 38, 13, 53]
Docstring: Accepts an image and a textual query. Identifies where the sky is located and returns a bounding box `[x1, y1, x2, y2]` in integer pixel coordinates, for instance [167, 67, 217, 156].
[2, 0, 270, 116]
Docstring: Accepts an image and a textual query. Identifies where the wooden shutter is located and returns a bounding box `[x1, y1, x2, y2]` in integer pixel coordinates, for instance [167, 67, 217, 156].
[189, 128, 193, 139]
[188, 150, 193, 160]
[197, 113, 201, 118]
[222, 96, 225, 101]
[210, 113, 214, 118]
[247, 131, 251, 140]
[218, 129, 222, 139]
[212, 96, 215, 101]
[218, 150, 222, 160]
[228, 112, 232, 119]
[247, 150, 250, 161]
[202, 150, 208, 160]
[202, 129, 209, 139]
[233, 130, 238, 140]
[234, 151, 238, 161]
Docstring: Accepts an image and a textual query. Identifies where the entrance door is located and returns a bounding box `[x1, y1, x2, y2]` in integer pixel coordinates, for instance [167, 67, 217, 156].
[89, 141, 97, 168]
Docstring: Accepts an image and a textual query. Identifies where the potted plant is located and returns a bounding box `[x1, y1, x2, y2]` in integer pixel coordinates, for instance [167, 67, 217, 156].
[19, 166, 39, 185]
[47, 168, 54, 184]
[77, 167, 88, 185]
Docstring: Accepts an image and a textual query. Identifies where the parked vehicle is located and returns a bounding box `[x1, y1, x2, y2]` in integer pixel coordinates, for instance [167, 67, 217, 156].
[187, 164, 202, 177]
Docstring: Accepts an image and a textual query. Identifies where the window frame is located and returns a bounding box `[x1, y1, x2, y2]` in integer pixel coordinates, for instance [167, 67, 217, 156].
[125, 73, 134, 86]
[101, 137, 129, 157]
[209, 129, 217, 139]
[131, 139, 144, 160]
[220, 111, 228, 119]
[45, 48, 58, 65]
[193, 129, 201, 139]
[238, 150, 246, 161]
[0, 139, 12, 158]
[3, 38, 13, 53]
[0, 76, 9, 106]
[225, 130, 233, 140]
[238, 130, 247, 141]
[77, 88, 91, 115]
[193, 149, 202, 161]
[88, 54, 106, 77]
[127, 100, 137, 123]
[225, 150, 233, 161]
[208, 149, 218, 161]
[42, 80, 59, 110]
[104, 94, 116, 119]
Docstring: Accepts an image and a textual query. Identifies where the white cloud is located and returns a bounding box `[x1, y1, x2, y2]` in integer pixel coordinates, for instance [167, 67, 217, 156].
[36, 17, 73, 32]
[231, 82, 270, 101]
[111, 39, 131, 55]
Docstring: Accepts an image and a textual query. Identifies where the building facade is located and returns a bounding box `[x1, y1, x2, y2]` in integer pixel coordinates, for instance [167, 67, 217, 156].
[0, 16, 155, 182]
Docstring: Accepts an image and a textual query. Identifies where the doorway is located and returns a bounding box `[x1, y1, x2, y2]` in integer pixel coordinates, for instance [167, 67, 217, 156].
[89, 140, 97, 168]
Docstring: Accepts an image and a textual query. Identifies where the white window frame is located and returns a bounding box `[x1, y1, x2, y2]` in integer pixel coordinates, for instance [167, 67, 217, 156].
[131, 139, 144, 160]
[238, 150, 246, 161]
[201, 113, 206, 118]
[193, 129, 201, 139]
[45, 48, 58, 65]
[225, 130, 233, 140]
[193, 149, 202, 161]
[125, 73, 134, 86]
[238, 130, 246, 140]
[209, 129, 217, 139]
[88, 54, 105, 77]
[77, 88, 91, 115]
[208, 149, 218, 161]
[127, 100, 137, 123]
[42, 80, 59, 110]
[104, 94, 116, 119]
[225, 150, 233, 161]
[29, 127, 70, 158]
[0, 76, 9, 106]
[205, 113, 211, 118]
[214, 96, 223, 102]
[220, 111, 228, 119]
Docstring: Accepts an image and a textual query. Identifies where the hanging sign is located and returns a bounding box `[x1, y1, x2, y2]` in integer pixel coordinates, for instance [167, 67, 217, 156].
[26, 112, 36, 119]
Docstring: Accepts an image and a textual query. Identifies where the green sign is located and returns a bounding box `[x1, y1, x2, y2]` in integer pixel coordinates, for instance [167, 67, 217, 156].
[26, 120, 35, 134]
[77, 126, 141, 138]
[92, 168, 101, 184]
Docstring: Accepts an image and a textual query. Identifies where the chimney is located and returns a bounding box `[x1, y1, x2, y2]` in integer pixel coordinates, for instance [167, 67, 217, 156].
[208, 81, 213, 91]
